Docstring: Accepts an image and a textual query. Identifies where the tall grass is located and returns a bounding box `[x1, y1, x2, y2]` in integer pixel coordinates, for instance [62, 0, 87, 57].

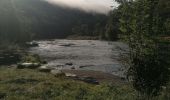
[0, 67, 169, 100]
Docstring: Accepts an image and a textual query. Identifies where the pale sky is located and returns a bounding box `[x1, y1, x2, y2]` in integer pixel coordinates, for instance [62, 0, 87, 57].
[44, 0, 118, 14]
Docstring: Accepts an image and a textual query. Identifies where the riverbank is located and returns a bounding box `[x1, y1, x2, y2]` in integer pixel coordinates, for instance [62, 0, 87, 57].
[0, 67, 132, 100]
[0, 67, 169, 100]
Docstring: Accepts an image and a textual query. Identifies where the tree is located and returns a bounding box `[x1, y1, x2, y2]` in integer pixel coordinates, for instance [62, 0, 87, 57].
[116, 0, 170, 98]
[105, 11, 120, 41]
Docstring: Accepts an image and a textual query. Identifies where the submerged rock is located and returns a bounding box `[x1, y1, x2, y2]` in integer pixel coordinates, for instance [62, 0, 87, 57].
[79, 65, 92, 68]
[59, 43, 75, 47]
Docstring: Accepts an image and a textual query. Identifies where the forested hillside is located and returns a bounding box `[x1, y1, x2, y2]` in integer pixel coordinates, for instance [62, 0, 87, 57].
[0, 0, 110, 43]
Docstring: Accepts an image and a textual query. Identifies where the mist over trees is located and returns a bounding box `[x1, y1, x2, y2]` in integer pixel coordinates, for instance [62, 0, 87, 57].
[0, 0, 120, 44]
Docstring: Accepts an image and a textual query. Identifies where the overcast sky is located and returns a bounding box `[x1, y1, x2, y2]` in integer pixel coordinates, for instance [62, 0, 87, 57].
[44, 0, 118, 14]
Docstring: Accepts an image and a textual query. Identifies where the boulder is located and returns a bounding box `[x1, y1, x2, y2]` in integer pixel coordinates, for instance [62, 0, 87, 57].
[51, 70, 65, 77]
[65, 73, 77, 77]
[17, 63, 40, 69]
[38, 66, 52, 73]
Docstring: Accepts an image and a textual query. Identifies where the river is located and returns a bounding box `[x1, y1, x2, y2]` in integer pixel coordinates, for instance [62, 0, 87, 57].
[29, 39, 128, 77]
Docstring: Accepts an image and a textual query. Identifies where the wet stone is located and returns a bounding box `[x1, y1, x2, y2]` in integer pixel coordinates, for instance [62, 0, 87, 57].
[59, 43, 75, 47]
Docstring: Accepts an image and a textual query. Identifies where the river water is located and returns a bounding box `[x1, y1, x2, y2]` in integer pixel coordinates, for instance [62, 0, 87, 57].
[29, 39, 128, 77]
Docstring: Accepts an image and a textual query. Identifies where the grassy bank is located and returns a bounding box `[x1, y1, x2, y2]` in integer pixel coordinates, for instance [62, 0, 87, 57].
[0, 67, 169, 100]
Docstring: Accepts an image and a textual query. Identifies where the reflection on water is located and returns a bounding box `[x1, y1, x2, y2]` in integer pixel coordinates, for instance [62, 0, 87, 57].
[29, 39, 128, 76]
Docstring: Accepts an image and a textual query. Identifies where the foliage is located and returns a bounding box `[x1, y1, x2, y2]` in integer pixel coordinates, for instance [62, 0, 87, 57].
[117, 0, 170, 98]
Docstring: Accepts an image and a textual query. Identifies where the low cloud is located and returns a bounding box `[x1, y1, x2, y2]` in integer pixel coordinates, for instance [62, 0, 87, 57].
[44, 0, 118, 14]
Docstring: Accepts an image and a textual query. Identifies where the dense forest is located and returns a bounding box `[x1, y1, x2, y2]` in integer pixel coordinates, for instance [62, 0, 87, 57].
[0, 0, 120, 44]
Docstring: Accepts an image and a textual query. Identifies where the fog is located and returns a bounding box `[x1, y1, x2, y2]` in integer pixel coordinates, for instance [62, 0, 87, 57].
[44, 0, 118, 14]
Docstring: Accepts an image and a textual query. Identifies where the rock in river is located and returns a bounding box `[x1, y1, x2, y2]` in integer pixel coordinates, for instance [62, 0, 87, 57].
[65, 62, 73, 66]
